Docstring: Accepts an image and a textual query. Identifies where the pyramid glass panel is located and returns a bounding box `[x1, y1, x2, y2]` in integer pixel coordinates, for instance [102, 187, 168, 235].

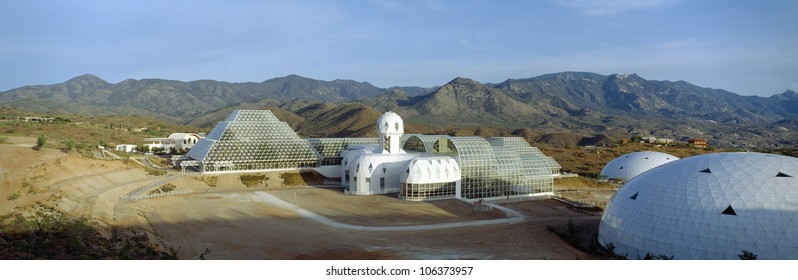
[187, 110, 322, 172]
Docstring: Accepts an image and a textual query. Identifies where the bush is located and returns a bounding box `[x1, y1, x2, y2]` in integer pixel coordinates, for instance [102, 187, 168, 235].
[64, 140, 75, 152]
[196, 176, 218, 187]
[240, 175, 266, 188]
[159, 183, 176, 193]
[280, 171, 325, 186]
[37, 134, 46, 148]
[148, 169, 166, 176]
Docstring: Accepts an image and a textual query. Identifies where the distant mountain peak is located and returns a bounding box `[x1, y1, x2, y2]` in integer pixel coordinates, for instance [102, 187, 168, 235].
[447, 77, 479, 84]
[772, 89, 798, 101]
[607, 73, 643, 81]
[66, 74, 108, 85]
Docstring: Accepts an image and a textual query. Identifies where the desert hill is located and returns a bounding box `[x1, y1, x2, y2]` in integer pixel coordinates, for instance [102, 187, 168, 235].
[3, 72, 797, 148]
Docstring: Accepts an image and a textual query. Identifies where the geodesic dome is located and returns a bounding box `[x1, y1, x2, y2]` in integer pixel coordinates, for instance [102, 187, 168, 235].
[600, 151, 679, 182]
[598, 152, 798, 259]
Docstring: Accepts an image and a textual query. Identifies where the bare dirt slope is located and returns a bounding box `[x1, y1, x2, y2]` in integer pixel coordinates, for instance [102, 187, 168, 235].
[0, 140, 165, 228]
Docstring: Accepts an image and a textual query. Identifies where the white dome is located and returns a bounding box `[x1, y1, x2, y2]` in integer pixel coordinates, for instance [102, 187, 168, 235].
[600, 151, 679, 182]
[376, 111, 404, 135]
[598, 152, 798, 259]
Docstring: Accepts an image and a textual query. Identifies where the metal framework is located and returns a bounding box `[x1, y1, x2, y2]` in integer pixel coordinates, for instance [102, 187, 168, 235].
[308, 138, 378, 165]
[487, 137, 561, 175]
[187, 110, 321, 172]
[423, 136, 554, 200]
[400, 134, 448, 153]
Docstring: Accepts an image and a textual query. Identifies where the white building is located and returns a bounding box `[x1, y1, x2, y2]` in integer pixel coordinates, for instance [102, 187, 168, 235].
[340, 112, 461, 198]
[599, 151, 679, 182]
[114, 144, 137, 153]
[143, 133, 201, 153]
[599, 152, 798, 259]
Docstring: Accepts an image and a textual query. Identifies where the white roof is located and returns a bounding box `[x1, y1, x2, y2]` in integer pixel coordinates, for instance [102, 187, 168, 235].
[376, 111, 404, 135]
[598, 152, 798, 259]
[168, 133, 200, 140]
[600, 151, 679, 182]
[400, 156, 460, 184]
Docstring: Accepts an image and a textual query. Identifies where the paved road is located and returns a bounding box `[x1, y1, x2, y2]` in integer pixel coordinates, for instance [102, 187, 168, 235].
[249, 191, 527, 232]
[102, 150, 122, 159]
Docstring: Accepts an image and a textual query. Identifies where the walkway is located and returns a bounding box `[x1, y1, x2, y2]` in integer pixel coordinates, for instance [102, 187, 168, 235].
[249, 191, 526, 232]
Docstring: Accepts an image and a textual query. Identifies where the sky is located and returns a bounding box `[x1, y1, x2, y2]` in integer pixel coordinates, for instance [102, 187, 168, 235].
[1, 0, 796, 96]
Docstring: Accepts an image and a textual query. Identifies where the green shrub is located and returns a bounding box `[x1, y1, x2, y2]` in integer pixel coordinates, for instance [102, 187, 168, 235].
[147, 169, 166, 176]
[196, 176, 218, 187]
[240, 175, 266, 188]
[37, 134, 46, 148]
[159, 183, 176, 193]
[280, 171, 325, 186]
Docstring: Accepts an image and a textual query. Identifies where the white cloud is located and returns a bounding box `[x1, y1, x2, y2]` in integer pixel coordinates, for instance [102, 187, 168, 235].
[552, 0, 679, 15]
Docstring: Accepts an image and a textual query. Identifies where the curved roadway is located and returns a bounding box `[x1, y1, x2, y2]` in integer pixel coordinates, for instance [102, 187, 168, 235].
[250, 191, 527, 232]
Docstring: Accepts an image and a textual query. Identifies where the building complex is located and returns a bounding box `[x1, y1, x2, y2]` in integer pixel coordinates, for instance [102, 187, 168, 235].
[184, 110, 560, 202]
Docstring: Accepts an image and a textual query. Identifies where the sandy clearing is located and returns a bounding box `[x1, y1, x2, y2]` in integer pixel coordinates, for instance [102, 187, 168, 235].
[140, 189, 594, 259]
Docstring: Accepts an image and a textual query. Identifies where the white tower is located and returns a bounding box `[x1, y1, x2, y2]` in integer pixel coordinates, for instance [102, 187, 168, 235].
[376, 111, 404, 154]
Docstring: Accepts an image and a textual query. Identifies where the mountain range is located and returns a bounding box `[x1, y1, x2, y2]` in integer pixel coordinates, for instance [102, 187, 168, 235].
[2, 72, 796, 148]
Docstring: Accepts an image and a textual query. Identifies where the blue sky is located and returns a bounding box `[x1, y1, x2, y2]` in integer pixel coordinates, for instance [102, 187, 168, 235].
[1, 0, 796, 96]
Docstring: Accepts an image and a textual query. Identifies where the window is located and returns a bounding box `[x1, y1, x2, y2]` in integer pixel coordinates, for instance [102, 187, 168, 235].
[380, 177, 385, 189]
[776, 172, 792, 178]
[630, 192, 638, 200]
[699, 168, 712, 173]
[722, 205, 736, 215]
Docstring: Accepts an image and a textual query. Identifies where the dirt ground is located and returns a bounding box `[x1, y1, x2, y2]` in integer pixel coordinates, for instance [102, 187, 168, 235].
[1, 140, 607, 260]
[553, 177, 618, 209]
[135, 188, 597, 260]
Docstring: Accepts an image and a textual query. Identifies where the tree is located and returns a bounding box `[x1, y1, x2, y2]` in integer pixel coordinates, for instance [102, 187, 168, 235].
[37, 134, 46, 148]
[738, 250, 758, 260]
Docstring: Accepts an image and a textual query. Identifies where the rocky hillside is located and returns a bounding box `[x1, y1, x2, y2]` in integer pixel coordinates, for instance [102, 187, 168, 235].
[2, 72, 797, 148]
[0, 74, 387, 123]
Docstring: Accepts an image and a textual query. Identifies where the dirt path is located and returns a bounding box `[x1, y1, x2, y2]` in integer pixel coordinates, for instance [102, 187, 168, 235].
[249, 191, 525, 231]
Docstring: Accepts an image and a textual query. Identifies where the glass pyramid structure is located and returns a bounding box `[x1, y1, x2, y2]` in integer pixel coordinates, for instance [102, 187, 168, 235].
[187, 110, 321, 172]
